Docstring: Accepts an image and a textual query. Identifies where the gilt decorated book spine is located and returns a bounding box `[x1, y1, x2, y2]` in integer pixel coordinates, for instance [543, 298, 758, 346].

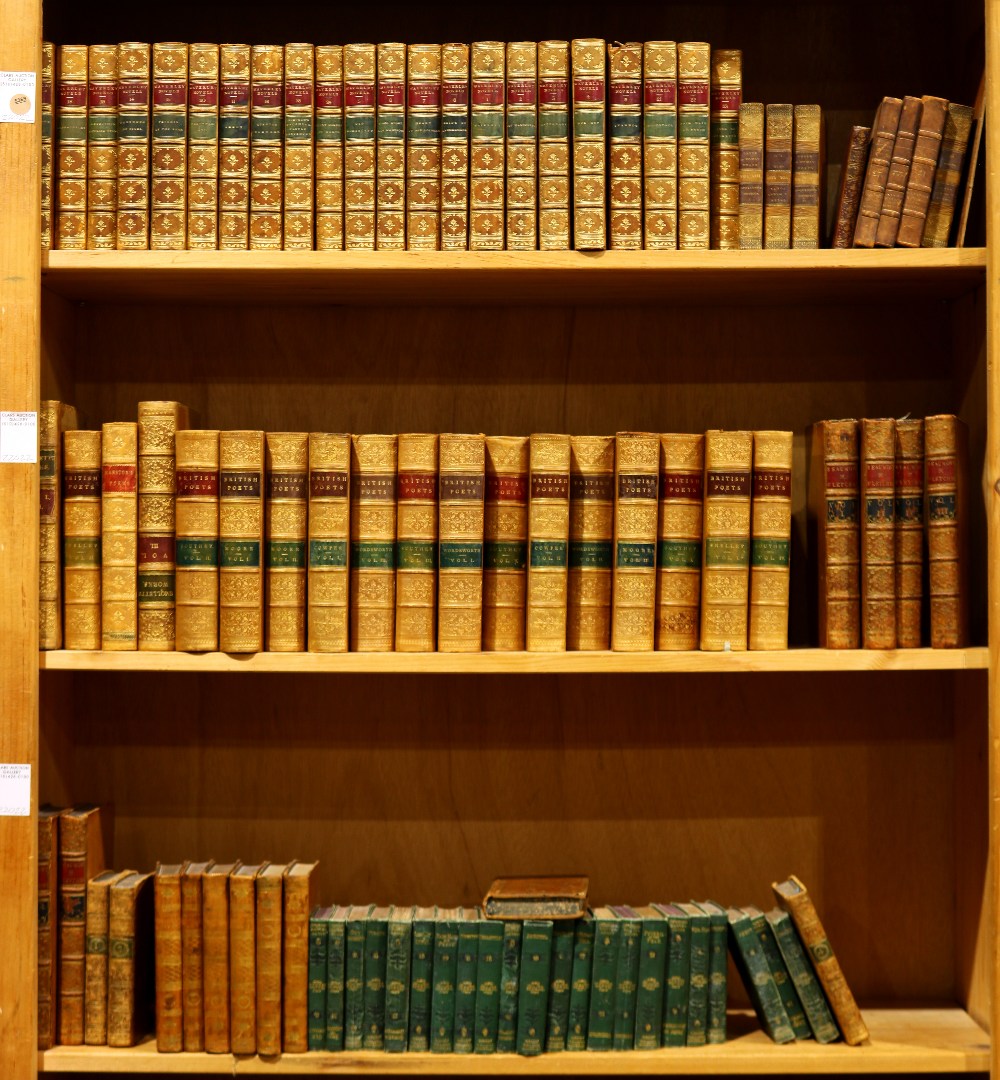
[861, 418, 896, 648]
[60, 806, 104, 1045]
[283, 43, 314, 249]
[219, 430, 264, 653]
[407, 43, 443, 250]
[255, 864, 285, 1055]
[181, 861, 213, 1051]
[203, 863, 238, 1053]
[344, 43, 376, 250]
[42, 42, 54, 248]
[229, 865, 262, 1054]
[738, 101, 764, 249]
[894, 419, 924, 647]
[483, 435, 528, 651]
[643, 41, 677, 249]
[656, 433, 704, 650]
[315, 46, 345, 250]
[175, 429, 220, 652]
[150, 42, 188, 249]
[116, 42, 151, 249]
[186, 43, 219, 249]
[57, 44, 88, 249]
[154, 864, 186, 1052]
[710, 49, 741, 249]
[792, 104, 822, 248]
[350, 434, 397, 650]
[831, 125, 870, 248]
[506, 42, 538, 250]
[567, 435, 614, 650]
[854, 97, 902, 248]
[470, 42, 505, 250]
[249, 44, 284, 249]
[440, 43, 469, 249]
[218, 44, 251, 250]
[749, 430, 793, 650]
[40, 401, 73, 648]
[764, 103, 793, 249]
[439, 433, 486, 651]
[63, 430, 102, 650]
[897, 96, 948, 247]
[608, 42, 643, 250]
[284, 864, 318, 1053]
[308, 433, 351, 651]
[107, 872, 154, 1048]
[538, 41, 569, 250]
[396, 433, 439, 652]
[377, 43, 406, 250]
[571, 38, 605, 250]
[85, 870, 131, 1045]
[677, 42, 710, 249]
[875, 95, 922, 247]
[925, 414, 969, 647]
[266, 432, 309, 651]
[527, 433, 570, 650]
[86, 45, 118, 249]
[923, 103, 973, 247]
[38, 807, 60, 1049]
[612, 432, 659, 651]
[102, 422, 138, 650]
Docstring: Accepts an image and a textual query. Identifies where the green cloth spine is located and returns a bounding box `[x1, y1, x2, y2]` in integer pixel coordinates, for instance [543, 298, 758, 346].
[454, 911, 480, 1053]
[473, 917, 504, 1053]
[766, 908, 840, 1043]
[344, 905, 372, 1050]
[407, 908, 436, 1051]
[586, 909, 620, 1051]
[384, 908, 413, 1053]
[566, 912, 594, 1051]
[430, 909, 459, 1052]
[727, 907, 795, 1043]
[656, 903, 689, 1047]
[516, 919, 553, 1056]
[611, 907, 641, 1050]
[362, 908, 389, 1049]
[496, 919, 522, 1052]
[308, 906, 331, 1050]
[695, 901, 729, 1044]
[325, 906, 349, 1051]
[747, 907, 811, 1040]
[633, 908, 667, 1050]
[545, 920, 575, 1051]
[681, 902, 710, 1046]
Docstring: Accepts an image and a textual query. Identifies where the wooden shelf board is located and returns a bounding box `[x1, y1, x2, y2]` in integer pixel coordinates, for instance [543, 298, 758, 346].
[38, 646, 988, 674]
[41, 248, 987, 306]
[38, 1007, 990, 1074]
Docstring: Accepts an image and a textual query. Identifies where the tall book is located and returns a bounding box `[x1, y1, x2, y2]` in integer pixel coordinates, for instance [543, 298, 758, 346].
[710, 48, 741, 249]
[40, 401, 75, 649]
[809, 420, 860, 648]
[150, 42, 187, 249]
[727, 906, 793, 1043]
[102, 422, 138, 650]
[430, 908, 460, 1052]
[897, 96, 948, 247]
[612, 432, 659, 651]
[527, 433, 571, 650]
[791, 104, 822, 248]
[677, 42, 710, 249]
[765, 907, 839, 1043]
[565, 913, 593, 1051]
[308, 432, 351, 652]
[344, 43, 376, 250]
[440, 43, 470, 249]
[284, 861, 318, 1052]
[350, 433, 397, 651]
[750, 430, 793, 650]
[473, 913, 503, 1052]
[469, 42, 505, 250]
[607, 42, 642, 250]
[925, 414, 969, 647]
[894, 419, 924, 647]
[37, 806, 62, 1049]
[483, 435, 528, 651]
[255, 862, 287, 1056]
[362, 905, 390, 1049]
[438, 433, 486, 651]
[571, 38, 606, 250]
[283, 43, 314, 249]
[181, 859, 214, 1051]
[107, 871, 154, 1047]
[186, 43, 220, 249]
[230, 863, 264, 1054]
[63, 429, 102, 650]
[737, 101, 764, 249]
[875, 95, 922, 247]
[700, 430, 753, 651]
[315, 45, 345, 250]
[506, 41, 538, 250]
[408, 905, 436, 1050]
[545, 920, 574, 1051]
[516, 919, 552, 1055]
[56, 45, 88, 249]
[586, 907, 619, 1050]
[376, 42, 406, 249]
[385, 906, 414, 1052]
[308, 906, 332, 1050]
[175, 429, 220, 652]
[643, 41, 678, 249]
[764, 103, 793, 249]
[326, 904, 351, 1051]
[249, 44, 284, 249]
[538, 40, 570, 250]
[831, 125, 870, 248]
[116, 42, 151, 249]
[85, 868, 132, 1045]
[265, 432, 309, 652]
[86, 45, 118, 249]
[41, 41, 55, 249]
[203, 861, 240, 1052]
[407, 43, 443, 249]
[923, 103, 973, 247]
[219, 431, 264, 653]
[567, 435, 614, 650]
[396, 433, 439, 652]
[853, 97, 903, 248]
[218, 44, 251, 250]
[860, 418, 896, 648]
[154, 862, 187, 1052]
[656, 433, 704, 650]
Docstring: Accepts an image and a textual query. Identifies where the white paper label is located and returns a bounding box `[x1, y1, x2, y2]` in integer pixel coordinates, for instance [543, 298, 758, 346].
[0, 72, 36, 123]
[0, 411, 37, 463]
[0, 764, 31, 816]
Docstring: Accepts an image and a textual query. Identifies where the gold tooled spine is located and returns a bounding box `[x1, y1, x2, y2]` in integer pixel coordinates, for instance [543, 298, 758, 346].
[860, 419, 896, 648]
[439, 433, 485, 651]
[202, 862, 239, 1052]
[42, 42, 54, 249]
[40, 401, 74, 649]
[506, 42, 537, 250]
[283, 44, 315, 250]
[254, 863, 285, 1055]
[107, 872, 153, 1047]
[344, 44, 376, 249]
[527, 433, 570, 650]
[57, 45, 88, 249]
[764, 102, 793, 250]
[175, 429, 220, 652]
[710, 49, 741, 250]
[396, 434, 438, 651]
[567, 435, 614, 651]
[229, 864, 264, 1054]
[350, 433, 397, 650]
[85, 870, 131, 1045]
[792, 104, 822, 249]
[738, 102, 764, 249]
[470, 42, 504, 250]
[677, 42, 710, 250]
[407, 44, 442, 249]
[63, 429, 102, 650]
[102, 421, 138, 650]
[537, 41, 569, 250]
[87, 45, 118, 249]
[440, 43, 469, 250]
[187, 44, 220, 249]
[608, 42, 642, 250]
[315, 46, 344, 251]
[612, 432, 659, 650]
[151, 43, 188, 249]
[656, 433, 704, 650]
[923, 104, 973, 248]
[571, 38, 606, 250]
[749, 430, 793, 650]
[308, 433, 351, 652]
[925, 414, 969, 647]
[219, 44, 251, 249]
[181, 860, 213, 1052]
[894, 419, 924, 647]
[642, 41, 677, 249]
[483, 435, 528, 651]
[219, 430, 264, 653]
[266, 432, 309, 652]
[250, 45, 283, 249]
[377, 43, 406, 250]
[154, 863, 187, 1052]
[116, 43, 151, 249]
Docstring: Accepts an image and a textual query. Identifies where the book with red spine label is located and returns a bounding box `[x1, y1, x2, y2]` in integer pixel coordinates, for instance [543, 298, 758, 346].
[41, 41, 54, 248]
[483, 436, 529, 651]
[538, 41, 570, 250]
[315, 46, 345, 250]
[656, 433, 704, 650]
[344, 44, 377, 249]
[571, 38, 606, 250]
[102, 422, 138, 649]
[56, 44, 88, 249]
[116, 42, 151, 249]
[710, 49, 741, 249]
[440, 43, 469, 249]
[396, 433, 439, 652]
[377, 42, 406, 250]
[37, 805, 62, 1049]
[151, 42, 188, 249]
[608, 42, 643, 250]
[283, 44, 315, 249]
[86, 45, 118, 249]
[250, 45, 283, 249]
[219, 44, 251, 249]
[677, 42, 710, 249]
[187, 44, 220, 249]
[925, 414, 969, 647]
[40, 400, 76, 649]
[407, 44, 443, 249]
[506, 42, 537, 250]
[175, 429, 220, 652]
[470, 42, 505, 250]
[643, 41, 677, 248]
[894, 419, 924, 647]
[860, 418, 896, 648]
[63, 429, 102, 650]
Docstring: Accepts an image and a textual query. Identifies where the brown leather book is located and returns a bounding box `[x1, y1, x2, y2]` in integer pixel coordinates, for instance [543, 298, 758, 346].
[853, 97, 902, 247]
[956, 72, 985, 247]
[896, 96, 948, 247]
[831, 125, 870, 248]
[256, 862, 287, 1055]
[203, 860, 241, 1052]
[107, 871, 154, 1047]
[925, 415, 969, 647]
[764, 103, 793, 249]
[230, 863, 266, 1054]
[283, 861, 319, 1052]
[894, 420, 924, 647]
[923, 103, 973, 247]
[37, 805, 62, 1050]
[84, 869, 133, 1045]
[154, 862, 188, 1052]
[874, 95, 922, 247]
[181, 859, 214, 1051]
[860, 419, 896, 648]
[482, 876, 589, 919]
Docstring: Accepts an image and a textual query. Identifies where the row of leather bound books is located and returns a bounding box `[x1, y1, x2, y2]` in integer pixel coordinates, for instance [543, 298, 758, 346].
[39, 406, 794, 654]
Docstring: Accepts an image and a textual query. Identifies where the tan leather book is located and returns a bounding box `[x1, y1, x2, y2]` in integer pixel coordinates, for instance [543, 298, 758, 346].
[441, 43, 470, 250]
[792, 105, 822, 249]
[643, 41, 677, 249]
[150, 43, 188, 250]
[56, 45, 88, 249]
[750, 431, 793, 650]
[181, 859, 214, 1051]
[572, 38, 606, 250]
[925, 414, 969, 647]
[567, 435, 614, 651]
[955, 75, 984, 248]
[538, 41, 569, 250]
[37, 805, 62, 1050]
[407, 44, 443, 250]
[219, 431, 264, 653]
[677, 42, 710, 249]
[396, 434, 439, 652]
[256, 862, 287, 1055]
[612, 432, 659, 651]
[470, 42, 505, 250]
[377, 43, 406, 250]
[230, 863, 266, 1054]
[84, 868, 133, 1045]
[483, 435, 529, 651]
[63, 429, 102, 650]
[42, 42, 55, 249]
[527, 434, 571, 650]
[737, 102, 763, 249]
[923, 102, 973, 247]
[482, 876, 588, 920]
[507, 42, 538, 250]
[894, 419, 924, 647]
[219, 44, 251, 250]
[764, 103, 793, 249]
[344, 44, 377, 250]
[283, 43, 315, 250]
[186, 43, 220, 250]
[315, 45, 345, 251]
[897, 96, 948, 247]
[203, 860, 240, 1052]
[266, 432, 309, 652]
[438, 433, 486, 651]
[350, 433, 397, 651]
[175, 430, 220, 652]
[831, 125, 870, 248]
[116, 43, 151, 249]
[308, 433, 351, 652]
[853, 97, 902, 247]
[249, 45, 283, 249]
[608, 42, 642, 250]
[283, 861, 319, 1052]
[875, 95, 922, 247]
[102, 421, 138, 650]
[656, 433, 704, 651]
[860, 418, 896, 648]
[40, 400, 76, 649]
[710, 49, 741, 249]
[86, 45, 117, 250]
[107, 870, 154, 1047]
[154, 861, 188, 1051]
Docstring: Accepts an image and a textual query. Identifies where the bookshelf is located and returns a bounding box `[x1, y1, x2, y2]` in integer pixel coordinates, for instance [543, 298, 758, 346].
[0, 2, 994, 1080]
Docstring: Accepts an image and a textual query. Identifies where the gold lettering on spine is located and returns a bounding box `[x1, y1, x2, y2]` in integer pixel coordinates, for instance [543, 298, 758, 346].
[219, 431, 264, 652]
[749, 430, 792, 650]
[266, 433, 308, 651]
[102, 422, 138, 649]
[527, 434, 570, 650]
[439, 433, 485, 651]
[656, 433, 703, 650]
[64, 429, 102, 650]
[396, 434, 438, 651]
[568, 435, 614, 650]
[350, 434, 397, 650]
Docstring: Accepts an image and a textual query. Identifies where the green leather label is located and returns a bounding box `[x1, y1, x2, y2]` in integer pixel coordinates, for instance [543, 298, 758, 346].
[705, 538, 749, 567]
[64, 536, 100, 566]
[658, 539, 700, 568]
[310, 539, 347, 567]
[176, 538, 217, 567]
[485, 541, 526, 571]
[751, 538, 790, 567]
[439, 542, 482, 570]
[530, 540, 567, 568]
[268, 540, 305, 568]
[220, 540, 260, 567]
[351, 541, 394, 570]
[397, 540, 436, 570]
[569, 541, 612, 569]
[138, 571, 174, 604]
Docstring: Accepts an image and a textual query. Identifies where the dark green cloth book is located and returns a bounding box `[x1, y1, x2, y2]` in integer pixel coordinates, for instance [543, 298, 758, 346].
[516, 919, 553, 1056]
[545, 920, 576, 1052]
[385, 906, 414, 1052]
[632, 906, 667, 1050]
[496, 919, 523, 1052]
[745, 905, 811, 1041]
[728, 907, 795, 1043]
[473, 916, 504, 1053]
[430, 907, 460, 1052]
[677, 902, 710, 1046]
[586, 907, 620, 1051]
[454, 908, 480, 1053]
[325, 905, 350, 1051]
[654, 903, 689, 1047]
[766, 907, 840, 1043]
[610, 905, 641, 1050]
[566, 912, 594, 1051]
[694, 900, 728, 1044]
[344, 903, 373, 1050]
[308, 905, 332, 1051]
[362, 905, 390, 1049]
[407, 906, 436, 1051]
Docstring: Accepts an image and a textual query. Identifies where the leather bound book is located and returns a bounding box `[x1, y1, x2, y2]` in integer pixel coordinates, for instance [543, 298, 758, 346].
[527, 433, 571, 651]
[853, 97, 902, 247]
[203, 860, 240, 1052]
[923, 103, 972, 247]
[567, 435, 614, 651]
[42, 42, 54, 249]
[219, 431, 265, 653]
[710, 49, 742, 249]
[875, 95, 922, 247]
[469, 42, 505, 250]
[538, 41, 570, 250]
[255, 862, 287, 1055]
[107, 871, 154, 1047]
[86, 45, 117, 250]
[676, 901, 710, 1045]
[750, 430, 793, 650]
[282, 44, 314, 250]
[506, 42, 539, 251]
[831, 125, 870, 248]
[772, 875, 869, 1045]
[897, 96, 948, 247]
[483, 436, 529, 651]
[440, 43, 470, 250]
[116, 43, 151, 249]
[344, 44, 376, 250]
[764, 103, 793, 249]
[613, 432, 659, 650]
[181, 859, 214, 1051]
[308, 433, 351, 652]
[175, 430, 220, 653]
[56, 45, 88, 249]
[150, 43, 188, 251]
[284, 862, 319, 1052]
[571, 38, 607, 250]
[102, 422, 138, 650]
[406, 44, 443, 250]
[894, 419, 924, 647]
[265, 432, 309, 652]
[955, 80, 983, 248]
[154, 862, 187, 1051]
[186, 43, 220, 250]
[315, 46, 345, 251]
[439, 433, 486, 651]
[37, 805, 62, 1049]
[218, 44, 251, 250]
[766, 907, 839, 1043]
[738, 101, 764, 249]
[925, 414, 970, 647]
[40, 401, 75, 649]
[396, 433, 439, 652]
[607, 42, 643, 250]
[63, 429, 102, 651]
[376, 43, 406, 250]
[792, 104, 823, 249]
[643, 41, 678, 249]
[249, 45, 283, 250]
[483, 876, 588, 920]
[700, 430, 753, 651]
[350, 433, 397, 651]
[656, 433, 704, 651]
[860, 418, 897, 648]
[677, 42, 710, 249]
[230, 863, 265, 1054]
[85, 869, 132, 1045]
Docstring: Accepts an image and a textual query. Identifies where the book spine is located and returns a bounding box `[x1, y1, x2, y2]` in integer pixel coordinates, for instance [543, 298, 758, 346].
[406, 43, 443, 249]
[527, 433, 570, 650]
[284, 871, 314, 1053]
[283, 43, 315, 249]
[611, 916, 640, 1050]
[923, 103, 973, 247]
[677, 42, 710, 249]
[203, 874, 231, 1052]
[250, 44, 283, 249]
[861, 418, 897, 648]
[634, 916, 666, 1049]
[385, 915, 412, 1051]
[926, 415, 969, 646]
[83, 876, 112, 1044]
[537, 41, 569, 250]
[376, 42, 406, 249]
[483, 436, 528, 650]
[308, 433, 351, 651]
[154, 872, 184, 1051]
[875, 95, 922, 247]
[219, 430, 265, 653]
[738, 101, 764, 249]
[473, 917, 503, 1052]
[895, 419, 924, 647]
[219, 44, 251, 249]
[506, 42, 538, 250]
[454, 917, 480, 1053]
[710, 49, 741, 249]
[764, 102, 793, 249]
[831, 124, 870, 248]
[496, 919, 522, 1052]
[750, 430, 793, 650]
[769, 910, 839, 1043]
[344, 914, 367, 1049]
[571, 38, 606, 250]
[38, 813, 59, 1049]
[344, 43, 376, 249]
[751, 911, 810, 1040]
[187, 43, 220, 249]
[175, 430, 220, 652]
[407, 915, 434, 1050]
[608, 42, 642, 250]
[396, 433, 439, 652]
[791, 104, 822, 249]
[657, 433, 704, 650]
[728, 912, 793, 1042]
[42, 42, 54, 249]
[87, 45, 118, 249]
[350, 433, 397, 650]
[151, 43, 187, 249]
[326, 913, 347, 1050]
[643, 41, 677, 249]
[854, 97, 903, 248]
[308, 910, 328, 1050]
[63, 431, 102, 650]
[57, 45, 88, 249]
[565, 915, 593, 1051]
[612, 432, 659, 650]
[430, 914, 459, 1052]
[662, 911, 689, 1046]
[116, 43, 151, 248]
[39, 402, 65, 649]
[315, 46, 345, 250]
[438, 433, 486, 651]
[700, 430, 753, 650]
[470, 42, 505, 250]
[256, 874, 283, 1054]
[107, 879, 151, 1047]
[102, 422, 138, 649]
[704, 910, 728, 1043]
[586, 914, 619, 1050]
[180, 871, 206, 1050]
[440, 43, 469, 249]
[686, 913, 710, 1045]
[898, 96, 948, 247]
[567, 435, 614, 650]
[265, 432, 309, 652]
[516, 919, 552, 1056]
[362, 913, 388, 1049]
[544, 921, 574, 1051]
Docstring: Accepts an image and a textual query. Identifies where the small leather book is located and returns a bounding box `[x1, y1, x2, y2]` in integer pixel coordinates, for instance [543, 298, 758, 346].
[853, 96, 902, 247]
[482, 876, 589, 919]
[831, 125, 870, 248]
